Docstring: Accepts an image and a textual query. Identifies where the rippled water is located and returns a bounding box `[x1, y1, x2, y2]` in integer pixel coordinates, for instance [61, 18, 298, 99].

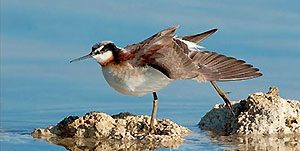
[1, 0, 300, 150]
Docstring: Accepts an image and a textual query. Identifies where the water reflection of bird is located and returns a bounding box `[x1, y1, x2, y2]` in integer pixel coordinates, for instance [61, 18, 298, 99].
[70, 26, 262, 133]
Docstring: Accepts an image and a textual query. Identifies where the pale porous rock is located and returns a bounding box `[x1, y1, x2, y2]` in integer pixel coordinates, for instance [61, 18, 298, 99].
[32, 112, 190, 150]
[199, 87, 300, 150]
[199, 87, 300, 136]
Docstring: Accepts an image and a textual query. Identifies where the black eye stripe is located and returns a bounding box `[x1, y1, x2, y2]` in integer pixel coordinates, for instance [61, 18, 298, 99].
[94, 48, 107, 55]
[91, 42, 116, 55]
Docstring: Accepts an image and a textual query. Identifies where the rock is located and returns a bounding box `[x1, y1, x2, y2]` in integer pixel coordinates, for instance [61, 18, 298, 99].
[111, 112, 136, 119]
[32, 112, 190, 150]
[199, 87, 300, 136]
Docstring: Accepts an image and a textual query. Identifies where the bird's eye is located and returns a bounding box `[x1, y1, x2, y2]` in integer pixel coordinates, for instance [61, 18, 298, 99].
[94, 46, 105, 55]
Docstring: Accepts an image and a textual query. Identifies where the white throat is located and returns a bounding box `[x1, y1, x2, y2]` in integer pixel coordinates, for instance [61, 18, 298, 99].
[92, 51, 113, 64]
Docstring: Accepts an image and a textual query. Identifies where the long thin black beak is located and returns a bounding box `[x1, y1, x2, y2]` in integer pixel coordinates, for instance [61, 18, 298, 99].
[70, 53, 92, 63]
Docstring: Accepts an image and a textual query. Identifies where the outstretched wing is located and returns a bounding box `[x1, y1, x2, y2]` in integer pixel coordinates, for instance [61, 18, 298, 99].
[124, 26, 201, 79]
[179, 29, 262, 81]
[123, 26, 262, 82]
[188, 50, 262, 81]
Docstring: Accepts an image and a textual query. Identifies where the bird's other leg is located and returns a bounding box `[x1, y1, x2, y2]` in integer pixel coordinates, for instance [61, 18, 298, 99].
[210, 81, 235, 117]
[150, 91, 158, 134]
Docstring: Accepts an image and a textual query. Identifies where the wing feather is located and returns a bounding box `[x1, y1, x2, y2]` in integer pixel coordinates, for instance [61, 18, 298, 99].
[179, 28, 218, 44]
[189, 50, 262, 81]
[121, 26, 262, 82]
[124, 26, 201, 79]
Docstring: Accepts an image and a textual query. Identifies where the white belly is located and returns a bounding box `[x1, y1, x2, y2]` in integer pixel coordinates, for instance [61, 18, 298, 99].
[102, 63, 172, 96]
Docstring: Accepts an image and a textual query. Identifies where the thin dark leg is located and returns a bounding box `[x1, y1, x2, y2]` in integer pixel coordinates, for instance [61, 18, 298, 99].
[150, 92, 158, 134]
[210, 81, 235, 117]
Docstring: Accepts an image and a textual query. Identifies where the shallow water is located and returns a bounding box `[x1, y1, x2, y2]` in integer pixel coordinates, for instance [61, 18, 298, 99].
[1, 0, 300, 150]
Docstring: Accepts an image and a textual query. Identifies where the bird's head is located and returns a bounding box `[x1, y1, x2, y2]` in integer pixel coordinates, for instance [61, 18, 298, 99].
[70, 41, 119, 66]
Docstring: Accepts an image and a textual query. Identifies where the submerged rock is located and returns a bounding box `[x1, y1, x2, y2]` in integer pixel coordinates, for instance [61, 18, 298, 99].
[32, 112, 190, 150]
[199, 87, 300, 136]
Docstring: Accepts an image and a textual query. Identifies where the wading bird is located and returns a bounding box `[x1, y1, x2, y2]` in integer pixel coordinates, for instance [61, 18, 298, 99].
[70, 26, 262, 133]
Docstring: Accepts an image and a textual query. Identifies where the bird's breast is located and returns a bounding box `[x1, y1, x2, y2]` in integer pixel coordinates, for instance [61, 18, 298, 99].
[101, 63, 172, 96]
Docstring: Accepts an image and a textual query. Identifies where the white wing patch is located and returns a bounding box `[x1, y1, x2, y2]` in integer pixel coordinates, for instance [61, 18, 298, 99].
[175, 38, 204, 51]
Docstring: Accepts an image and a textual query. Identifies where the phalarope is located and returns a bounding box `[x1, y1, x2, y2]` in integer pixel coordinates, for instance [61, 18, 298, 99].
[70, 26, 262, 133]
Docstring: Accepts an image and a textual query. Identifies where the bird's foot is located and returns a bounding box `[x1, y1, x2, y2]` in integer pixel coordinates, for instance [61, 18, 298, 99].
[149, 126, 156, 134]
[149, 118, 156, 134]
[210, 81, 235, 118]
[225, 100, 236, 118]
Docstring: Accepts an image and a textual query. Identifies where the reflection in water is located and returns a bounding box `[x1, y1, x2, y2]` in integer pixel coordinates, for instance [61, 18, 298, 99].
[33, 131, 300, 150]
[208, 132, 300, 151]
[35, 136, 184, 151]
